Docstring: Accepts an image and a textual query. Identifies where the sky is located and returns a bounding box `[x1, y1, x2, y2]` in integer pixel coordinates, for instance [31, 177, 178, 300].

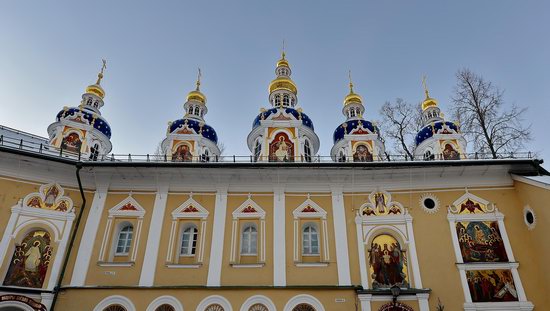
[1, 1, 549, 164]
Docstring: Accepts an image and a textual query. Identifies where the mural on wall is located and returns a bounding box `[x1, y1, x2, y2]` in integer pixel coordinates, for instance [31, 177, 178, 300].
[442, 143, 460, 160]
[60, 132, 82, 153]
[269, 132, 294, 162]
[3, 231, 52, 288]
[353, 144, 373, 162]
[369, 234, 409, 289]
[466, 270, 518, 302]
[25, 183, 73, 212]
[361, 191, 403, 216]
[172, 143, 193, 162]
[456, 221, 508, 262]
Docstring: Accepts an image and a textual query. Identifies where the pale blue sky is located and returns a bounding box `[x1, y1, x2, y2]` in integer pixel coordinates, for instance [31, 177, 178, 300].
[1, 1, 548, 163]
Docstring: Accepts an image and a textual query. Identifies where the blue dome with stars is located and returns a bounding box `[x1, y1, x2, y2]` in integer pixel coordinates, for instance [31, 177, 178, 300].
[169, 117, 218, 144]
[56, 107, 112, 138]
[415, 121, 459, 146]
[333, 120, 378, 144]
[252, 107, 314, 130]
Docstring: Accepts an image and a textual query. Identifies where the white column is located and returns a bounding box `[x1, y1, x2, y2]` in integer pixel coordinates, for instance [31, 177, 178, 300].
[331, 187, 351, 286]
[70, 185, 109, 286]
[358, 294, 372, 311]
[0, 205, 21, 268]
[273, 187, 286, 286]
[207, 187, 228, 286]
[405, 215, 423, 288]
[355, 215, 368, 289]
[417, 293, 430, 311]
[46, 213, 75, 290]
[139, 184, 169, 286]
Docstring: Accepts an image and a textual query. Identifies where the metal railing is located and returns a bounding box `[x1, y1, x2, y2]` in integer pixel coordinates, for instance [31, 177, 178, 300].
[0, 134, 535, 164]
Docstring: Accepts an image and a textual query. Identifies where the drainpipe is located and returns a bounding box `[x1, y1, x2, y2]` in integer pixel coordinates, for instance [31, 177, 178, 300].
[50, 162, 87, 310]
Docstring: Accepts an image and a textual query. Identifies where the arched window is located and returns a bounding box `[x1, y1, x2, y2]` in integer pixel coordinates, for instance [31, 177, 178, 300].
[349, 109, 356, 118]
[115, 225, 133, 255]
[302, 224, 319, 255]
[205, 304, 224, 311]
[275, 94, 282, 107]
[90, 143, 100, 161]
[180, 225, 198, 256]
[241, 224, 258, 255]
[292, 304, 316, 311]
[248, 304, 269, 311]
[86, 97, 93, 105]
[254, 140, 262, 162]
[304, 139, 312, 162]
[188, 106, 194, 115]
[103, 305, 127, 311]
[338, 150, 346, 162]
[94, 100, 99, 108]
[283, 94, 290, 107]
[155, 304, 175, 311]
[194, 106, 200, 115]
[201, 149, 210, 162]
[424, 150, 434, 161]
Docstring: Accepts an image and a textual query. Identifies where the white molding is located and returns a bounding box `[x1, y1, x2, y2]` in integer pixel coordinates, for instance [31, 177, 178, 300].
[171, 197, 209, 220]
[70, 187, 108, 286]
[140, 185, 169, 286]
[522, 205, 536, 230]
[511, 174, 550, 190]
[166, 264, 201, 269]
[292, 198, 327, 219]
[93, 295, 136, 311]
[463, 301, 534, 311]
[146, 295, 184, 311]
[0, 300, 35, 311]
[273, 187, 286, 286]
[240, 295, 277, 311]
[355, 215, 369, 289]
[330, 187, 351, 286]
[206, 188, 228, 286]
[196, 295, 233, 311]
[108, 196, 146, 218]
[283, 294, 325, 311]
[230, 264, 265, 268]
[230, 197, 267, 264]
[456, 262, 519, 270]
[97, 262, 134, 267]
[295, 262, 328, 267]
[232, 197, 266, 219]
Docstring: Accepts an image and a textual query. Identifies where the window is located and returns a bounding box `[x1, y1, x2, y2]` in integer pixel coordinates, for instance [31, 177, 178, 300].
[180, 225, 198, 256]
[283, 94, 290, 107]
[424, 150, 434, 161]
[188, 106, 194, 115]
[275, 94, 281, 107]
[241, 224, 258, 255]
[194, 106, 200, 115]
[205, 304, 224, 311]
[155, 305, 175, 311]
[103, 305, 127, 311]
[338, 150, 346, 162]
[292, 304, 316, 311]
[201, 149, 210, 162]
[350, 109, 356, 118]
[248, 304, 269, 311]
[90, 143, 100, 161]
[115, 225, 133, 255]
[254, 140, 262, 162]
[302, 224, 319, 255]
[304, 139, 312, 162]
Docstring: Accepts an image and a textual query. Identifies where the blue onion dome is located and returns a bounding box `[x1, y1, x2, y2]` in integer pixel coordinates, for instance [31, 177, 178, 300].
[56, 107, 112, 139]
[169, 117, 218, 144]
[415, 120, 460, 146]
[333, 119, 379, 144]
[252, 107, 314, 130]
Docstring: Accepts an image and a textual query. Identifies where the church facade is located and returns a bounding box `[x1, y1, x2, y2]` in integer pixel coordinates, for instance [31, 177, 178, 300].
[0, 55, 548, 311]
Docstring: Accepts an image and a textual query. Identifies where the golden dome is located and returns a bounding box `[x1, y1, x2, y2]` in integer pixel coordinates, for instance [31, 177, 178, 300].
[277, 51, 290, 68]
[269, 76, 298, 94]
[186, 89, 206, 104]
[344, 92, 363, 105]
[86, 84, 105, 99]
[422, 96, 438, 110]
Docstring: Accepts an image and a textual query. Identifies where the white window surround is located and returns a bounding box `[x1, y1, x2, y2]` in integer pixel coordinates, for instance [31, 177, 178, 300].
[283, 294, 325, 311]
[523, 205, 536, 230]
[196, 295, 233, 311]
[292, 197, 329, 263]
[146, 295, 184, 311]
[98, 195, 146, 263]
[239, 295, 276, 311]
[447, 191, 533, 311]
[230, 197, 266, 264]
[166, 196, 209, 264]
[0, 183, 76, 291]
[93, 295, 136, 311]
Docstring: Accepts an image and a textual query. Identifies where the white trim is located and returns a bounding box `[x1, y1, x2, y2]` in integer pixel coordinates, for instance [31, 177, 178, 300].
[240, 295, 277, 311]
[140, 185, 169, 286]
[511, 174, 550, 190]
[463, 301, 534, 311]
[93, 295, 136, 311]
[405, 216, 423, 288]
[232, 197, 266, 219]
[206, 188, 228, 286]
[46, 216, 73, 290]
[70, 186, 108, 286]
[522, 205, 536, 230]
[295, 262, 329, 267]
[166, 264, 201, 269]
[230, 263, 265, 268]
[197, 295, 233, 311]
[172, 197, 209, 220]
[292, 198, 327, 219]
[273, 187, 286, 286]
[146, 295, 184, 311]
[330, 187, 351, 286]
[283, 294, 325, 311]
[97, 262, 134, 267]
[108, 196, 146, 218]
[0, 300, 35, 311]
[355, 215, 369, 289]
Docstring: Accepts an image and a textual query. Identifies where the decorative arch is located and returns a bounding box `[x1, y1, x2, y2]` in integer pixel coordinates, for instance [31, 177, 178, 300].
[239, 295, 276, 311]
[196, 295, 232, 311]
[23, 183, 74, 213]
[93, 295, 136, 311]
[361, 190, 404, 216]
[12, 219, 60, 242]
[283, 294, 324, 311]
[146, 295, 184, 311]
[0, 299, 37, 311]
[378, 302, 414, 311]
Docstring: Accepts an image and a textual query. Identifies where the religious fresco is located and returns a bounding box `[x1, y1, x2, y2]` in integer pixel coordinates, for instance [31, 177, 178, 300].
[25, 183, 72, 212]
[369, 234, 409, 289]
[456, 221, 508, 262]
[454, 198, 493, 214]
[269, 132, 294, 162]
[60, 132, 82, 153]
[361, 191, 403, 216]
[442, 143, 460, 160]
[172, 144, 193, 162]
[466, 270, 518, 302]
[3, 231, 52, 288]
[353, 144, 373, 162]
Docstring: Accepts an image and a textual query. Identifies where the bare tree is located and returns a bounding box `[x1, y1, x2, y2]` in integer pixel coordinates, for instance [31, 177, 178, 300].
[379, 98, 423, 159]
[451, 69, 531, 158]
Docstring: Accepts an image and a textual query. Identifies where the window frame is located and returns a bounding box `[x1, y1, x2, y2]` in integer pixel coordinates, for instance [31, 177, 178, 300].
[179, 224, 199, 257]
[240, 223, 258, 256]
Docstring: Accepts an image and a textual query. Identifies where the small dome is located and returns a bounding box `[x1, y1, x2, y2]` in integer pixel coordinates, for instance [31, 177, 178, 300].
[415, 121, 459, 146]
[276, 51, 290, 68]
[333, 120, 378, 143]
[422, 97, 438, 111]
[169, 117, 218, 144]
[85, 84, 105, 99]
[343, 92, 362, 106]
[268, 76, 298, 94]
[56, 107, 112, 138]
[252, 107, 314, 130]
[186, 89, 206, 105]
